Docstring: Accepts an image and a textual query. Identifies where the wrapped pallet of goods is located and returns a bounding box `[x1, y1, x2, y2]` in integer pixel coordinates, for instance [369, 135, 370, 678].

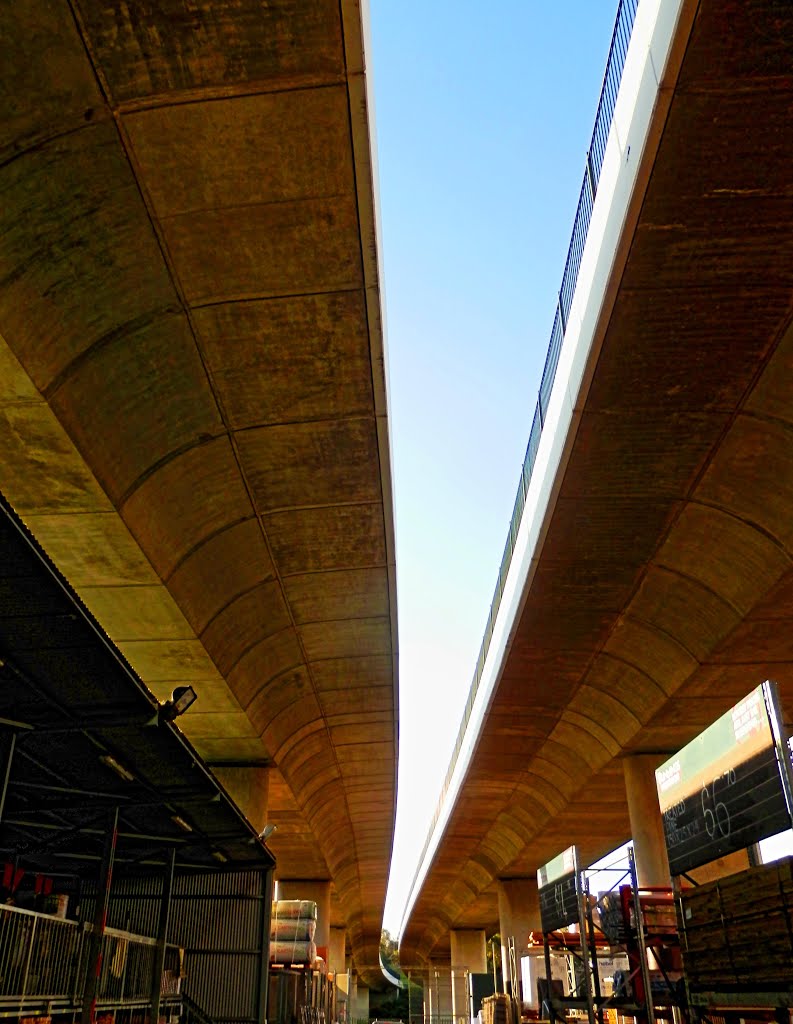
[481, 993, 516, 1024]
[272, 899, 317, 920]
[270, 899, 318, 966]
[271, 915, 317, 941]
[677, 856, 793, 992]
[269, 940, 317, 964]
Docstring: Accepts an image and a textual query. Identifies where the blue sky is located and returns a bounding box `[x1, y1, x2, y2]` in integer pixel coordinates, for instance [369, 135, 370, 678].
[369, 2, 622, 933]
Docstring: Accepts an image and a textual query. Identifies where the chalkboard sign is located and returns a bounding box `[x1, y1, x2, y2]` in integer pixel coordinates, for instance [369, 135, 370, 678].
[537, 846, 580, 932]
[656, 682, 793, 876]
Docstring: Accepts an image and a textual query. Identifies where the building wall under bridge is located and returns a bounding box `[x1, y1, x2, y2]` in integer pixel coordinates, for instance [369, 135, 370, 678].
[83, 867, 273, 1024]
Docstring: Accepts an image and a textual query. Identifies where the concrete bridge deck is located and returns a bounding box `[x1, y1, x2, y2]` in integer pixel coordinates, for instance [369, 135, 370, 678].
[0, 0, 396, 984]
[399, 0, 793, 964]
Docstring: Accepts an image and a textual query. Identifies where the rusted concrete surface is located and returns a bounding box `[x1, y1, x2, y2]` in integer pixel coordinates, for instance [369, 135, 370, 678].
[0, 0, 396, 981]
[401, 0, 793, 963]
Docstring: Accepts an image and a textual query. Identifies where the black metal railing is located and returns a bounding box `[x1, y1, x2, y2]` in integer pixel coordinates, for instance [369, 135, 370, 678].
[0, 903, 182, 1013]
[405, 0, 640, 916]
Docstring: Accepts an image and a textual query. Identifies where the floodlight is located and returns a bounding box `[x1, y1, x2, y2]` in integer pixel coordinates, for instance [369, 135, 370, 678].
[160, 685, 198, 721]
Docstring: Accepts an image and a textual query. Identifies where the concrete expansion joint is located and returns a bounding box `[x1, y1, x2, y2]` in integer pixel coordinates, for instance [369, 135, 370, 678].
[162, 188, 353, 220]
[0, 117, 108, 171]
[189, 283, 362, 310]
[687, 498, 793, 559]
[41, 302, 184, 399]
[115, 433, 232, 508]
[112, 75, 351, 117]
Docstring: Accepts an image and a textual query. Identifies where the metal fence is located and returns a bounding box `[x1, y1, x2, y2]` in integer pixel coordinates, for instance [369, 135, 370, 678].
[0, 905, 83, 1005]
[0, 903, 181, 1012]
[409, 0, 640, 902]
[83, 867, 272, 1024]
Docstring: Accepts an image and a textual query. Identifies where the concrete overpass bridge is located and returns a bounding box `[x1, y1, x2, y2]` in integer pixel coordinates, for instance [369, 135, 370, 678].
[398, 0, 793, 986]
[0, 0, 396, 990]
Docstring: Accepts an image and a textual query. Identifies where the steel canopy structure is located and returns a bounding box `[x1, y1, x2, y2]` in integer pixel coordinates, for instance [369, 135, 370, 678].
[0, 494, 276, 876]
[0, 0, 396, 983]
[400, 0, 793, 964]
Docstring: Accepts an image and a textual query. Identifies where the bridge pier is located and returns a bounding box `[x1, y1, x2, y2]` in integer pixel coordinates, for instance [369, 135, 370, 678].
[329, 926, 346, 973]
[353, 980, 369, 1022]
[426, 959, 453, 1022]
[450, 929, 486, 1023]
[622, 754, 671, 887]
[497, 878, 541, 994]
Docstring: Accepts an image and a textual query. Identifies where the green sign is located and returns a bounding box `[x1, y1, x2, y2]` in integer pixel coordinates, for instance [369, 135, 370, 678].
[655, 682, 792, 875]
[537, 846, 580, 932]
[537, 845, 577, 888]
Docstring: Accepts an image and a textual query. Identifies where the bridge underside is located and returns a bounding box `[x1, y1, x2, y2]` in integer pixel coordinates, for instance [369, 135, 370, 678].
[0, 0, 396, 982]
[401, 0, 793, 963]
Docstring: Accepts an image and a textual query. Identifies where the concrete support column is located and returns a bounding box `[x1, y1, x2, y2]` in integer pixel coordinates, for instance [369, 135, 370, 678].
[329, 926, 346, 973]
[428, 960, 453, 1019]
[354, 982, 369, 1022]
[276, 879, 331, 957]
[335, 969, 350, 1022]
[423, 968, 434, 1024]
[450, 930, 485, 1024]
[623, 754, 671, 887]
[213, 767, 269, 835]
[497, 878, 541, 993]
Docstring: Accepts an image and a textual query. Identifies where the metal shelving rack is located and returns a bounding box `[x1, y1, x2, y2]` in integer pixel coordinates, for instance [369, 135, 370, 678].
[540, 848, 687, 1024]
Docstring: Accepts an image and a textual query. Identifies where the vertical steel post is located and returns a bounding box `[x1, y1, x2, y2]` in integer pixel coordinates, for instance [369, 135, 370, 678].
[763, 681, 793, 827]
[629, 847, 656, 1024]
[150, 847, 176, 1024]
[0, 731, 16, 827]
[585, 150, 597, 203]
[577, 877, 596, 1024]
[20, 915, 37, 998]
[542, 934, 555, 1024]
[81, 806, 119, 1024]
[507, 936, 517, 1001]
[585, 880, 604, 1024]
[256, 867, 274, 1024]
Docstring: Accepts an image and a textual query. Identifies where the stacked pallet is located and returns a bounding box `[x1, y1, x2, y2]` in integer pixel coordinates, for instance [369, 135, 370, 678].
[677, 857, 793, 991]
[270, 899, 318, 965]
[481, 993, 516, 1024]
[597, 891, 626, 944]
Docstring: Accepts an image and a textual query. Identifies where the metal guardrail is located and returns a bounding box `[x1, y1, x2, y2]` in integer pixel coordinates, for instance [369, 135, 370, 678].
[0, 905, 83, 1006]
[407, 0, 640, 911]
[0, 903, 181, 1011]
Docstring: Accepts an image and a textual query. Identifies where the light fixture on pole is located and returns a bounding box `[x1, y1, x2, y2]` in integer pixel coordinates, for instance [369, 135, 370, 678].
[160, 686, 198, 722]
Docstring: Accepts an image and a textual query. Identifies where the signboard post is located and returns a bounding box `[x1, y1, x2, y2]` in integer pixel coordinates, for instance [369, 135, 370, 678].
[655, 681, 793, 876]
